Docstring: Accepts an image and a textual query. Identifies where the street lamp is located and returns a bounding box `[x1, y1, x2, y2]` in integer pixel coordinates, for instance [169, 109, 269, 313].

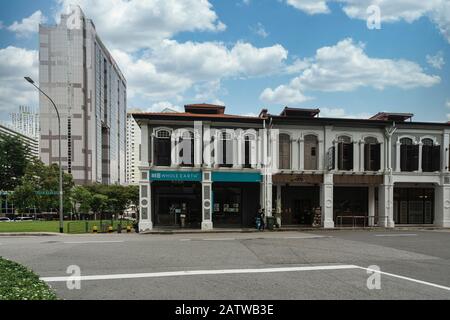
[25, 76, 64, 233]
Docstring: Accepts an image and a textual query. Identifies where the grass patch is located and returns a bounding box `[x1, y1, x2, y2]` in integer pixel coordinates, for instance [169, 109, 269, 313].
[0, 257, 57, 300]
[0, 220, 134, 233]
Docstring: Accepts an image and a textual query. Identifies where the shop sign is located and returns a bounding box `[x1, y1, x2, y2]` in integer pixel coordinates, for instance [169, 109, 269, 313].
[212, 172, 262, 183]
[149, 170, 202, 182]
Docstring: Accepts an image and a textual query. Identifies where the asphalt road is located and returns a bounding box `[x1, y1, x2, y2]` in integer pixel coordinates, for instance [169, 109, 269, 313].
[1, 230, 450, 300]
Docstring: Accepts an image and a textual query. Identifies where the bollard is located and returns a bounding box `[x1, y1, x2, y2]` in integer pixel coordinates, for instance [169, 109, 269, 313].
[126, 225, 131, 233]
[93, 225, 98, 233]
[108, 225, 113, 233]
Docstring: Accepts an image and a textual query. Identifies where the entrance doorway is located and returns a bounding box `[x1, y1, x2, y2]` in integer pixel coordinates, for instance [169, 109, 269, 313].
[394, 187, 434, 224]
[333, 187, 368, 226]
[280, 186, 319, 225]
[153, 182, 202, 228]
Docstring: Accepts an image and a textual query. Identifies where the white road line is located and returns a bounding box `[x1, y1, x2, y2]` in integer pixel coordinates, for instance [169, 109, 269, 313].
[375, 234, 418, 237]
[356, 266, 450, 292]
[203, 238, 236, 241]
[283, 236, 327, 239]
[40, 264, 359, 282]
[179, 239, 191, 242]
[63, 240, 125, 244]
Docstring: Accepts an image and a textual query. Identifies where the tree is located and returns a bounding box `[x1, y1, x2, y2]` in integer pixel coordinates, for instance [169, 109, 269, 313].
[90, 194, 108, 221]
[10, 159, 74, 215]
[0, 133, 30, 190]
[71, 186, 92, 219]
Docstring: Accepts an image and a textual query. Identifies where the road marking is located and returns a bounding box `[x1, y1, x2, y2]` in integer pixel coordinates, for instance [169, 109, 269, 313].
[179, 239, 191, 242]
[63, 240, 125, 244]
[356, 266, 450, 292]
[375, 234, 418, 237]
[40, 264, 358, 282]
[40, 264, 450, 292]
[203, 238, 236, 241]
[283, 235, 328, 239]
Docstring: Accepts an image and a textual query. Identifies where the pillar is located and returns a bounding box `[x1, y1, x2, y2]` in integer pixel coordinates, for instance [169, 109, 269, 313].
[395, 141, 401, 172]
[443, 132, 450, 172]
[435, 184, 450, 227]
[378, 177, 395, 228]
[139, 174, 152, 232]
[368, 186, 375, 227]
[321, 173, 334, 228]
[299, 138, 305, 171]
[318, 140, 324, 171]
[353, 141, 359, 171]
[140, 124, 149, 167]
[276, 185, 282, 227]
[201, 170, 213, 230]
[418, 141, 423, 172]
[359, 140, 365, 172]
[380, 142, 385, 172]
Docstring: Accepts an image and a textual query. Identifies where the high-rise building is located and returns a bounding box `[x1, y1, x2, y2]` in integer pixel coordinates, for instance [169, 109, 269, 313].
[126, 113, 141, 185]
[39, 6, 127, 185]
[10, 106, 39, 139]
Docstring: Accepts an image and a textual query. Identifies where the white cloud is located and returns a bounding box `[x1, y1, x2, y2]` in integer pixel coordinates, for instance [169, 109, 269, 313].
[285, 0, 450, 43]
[426, 51, 445, 69]
[286, 0, 330, 14]
[146, 101, 183, 113]
[56, 0, 226, 51]
[0, 46, 39, 115]
[261, 38, 440, 105]
[446, 100, 450, 108]
[251, 22, 269, 38]
[8, 11, 47, 37]
[260, 84, 312, 105]
[320, 107, 371, 119]
[149, 40, 288, 81]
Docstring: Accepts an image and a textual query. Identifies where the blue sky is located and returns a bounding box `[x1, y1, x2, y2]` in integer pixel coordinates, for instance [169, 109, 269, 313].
[0, 0, 449, 122]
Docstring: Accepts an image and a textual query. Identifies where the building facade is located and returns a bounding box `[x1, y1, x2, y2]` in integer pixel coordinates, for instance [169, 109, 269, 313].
[10, 106, 39, 140]
[0, 123, 39, 160]
[134, 104, 450, 232]
[39, 6, 127, 185]
[126, 113, 141, 185]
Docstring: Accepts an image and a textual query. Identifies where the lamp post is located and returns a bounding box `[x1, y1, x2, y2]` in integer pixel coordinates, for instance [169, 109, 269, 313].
[25, 77, 64, 233]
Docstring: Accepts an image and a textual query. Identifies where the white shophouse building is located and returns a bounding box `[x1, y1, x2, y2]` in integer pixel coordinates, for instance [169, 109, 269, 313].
[133, 105, 450, 232]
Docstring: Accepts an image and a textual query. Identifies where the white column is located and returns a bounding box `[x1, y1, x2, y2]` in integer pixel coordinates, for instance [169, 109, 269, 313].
[265, 173, 273, 217]
[434, 184, 450, 227]
[203, 125, 212, 168]
[380, 142, 385, 172]
[291, 137, 297, 170]
[139, 178, 152, 232]
[201, 170, 213, 230]
[359, 140, 365, 172]
[194, 123, 202, 167]
[318, 140, 324, 171]
[418, 142, 423, 172]
[334, 141, 338, 171]
[321, 173, 334, 228]
[444, 132, 450, 172]
[368, 186, 375, 227]
[396, 141, 401, 172]
[276, 185, 282, 227]
[378, 176, 395, 228]
[353, 141, 359, 171]
[213, 131, 220, 168]
[170, 134, 177, 168]
[299, 138, 305, 171]
[233, 132, 242, 169]
[140, 124, 149, 167]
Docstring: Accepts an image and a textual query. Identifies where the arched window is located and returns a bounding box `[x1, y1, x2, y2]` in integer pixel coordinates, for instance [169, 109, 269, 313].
[244, 134, 255, 169]
[279, 134, 291, 170]
[422, 138, 440, 172]
[179, 131, 194, 167]
[219, 131, 233, 168]
[400, 138, 419, 172]
[338, 136, 353, 171]
[364, 137, 381, 171]
[154, 130, 171, 166]
[304, 135, 318, 170]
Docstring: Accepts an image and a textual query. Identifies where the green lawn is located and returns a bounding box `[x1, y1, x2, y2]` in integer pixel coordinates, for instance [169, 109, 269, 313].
[0, 220, 134, 233]
[0, 257, 57, 300]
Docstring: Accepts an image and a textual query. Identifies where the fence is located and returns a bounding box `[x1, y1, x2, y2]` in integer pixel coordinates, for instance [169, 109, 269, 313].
[67, 220, 133, 234]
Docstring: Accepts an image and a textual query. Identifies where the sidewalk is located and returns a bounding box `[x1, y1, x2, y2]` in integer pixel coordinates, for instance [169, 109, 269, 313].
[0, 232, 63, 237]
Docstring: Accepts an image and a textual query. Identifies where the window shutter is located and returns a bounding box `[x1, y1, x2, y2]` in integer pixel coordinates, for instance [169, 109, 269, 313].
[347, 143, 354, 171]
[400, 145, 407, 171]
[432, 145, 441, 172]
[373, 144, 381, 171]
[364, 144, 370, 171]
